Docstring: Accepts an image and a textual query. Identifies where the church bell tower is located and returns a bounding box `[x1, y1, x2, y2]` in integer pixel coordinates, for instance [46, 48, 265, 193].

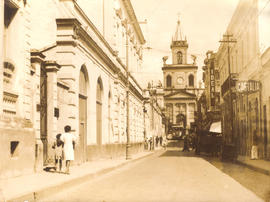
[171, 20, 188, 65]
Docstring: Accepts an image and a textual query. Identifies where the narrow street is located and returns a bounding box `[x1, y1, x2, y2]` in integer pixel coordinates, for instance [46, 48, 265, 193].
[41, 147, 265, 202]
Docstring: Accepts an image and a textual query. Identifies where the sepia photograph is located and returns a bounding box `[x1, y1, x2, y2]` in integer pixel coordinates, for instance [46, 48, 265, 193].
[1, 0, 270, 201]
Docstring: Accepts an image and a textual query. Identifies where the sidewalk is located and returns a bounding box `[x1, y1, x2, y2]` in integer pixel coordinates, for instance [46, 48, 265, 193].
[0, 151, 154, 202]
[236, 155, 270, 175]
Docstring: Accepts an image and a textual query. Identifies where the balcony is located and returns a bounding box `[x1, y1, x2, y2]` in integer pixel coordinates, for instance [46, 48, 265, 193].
[221, 73, 238, 96]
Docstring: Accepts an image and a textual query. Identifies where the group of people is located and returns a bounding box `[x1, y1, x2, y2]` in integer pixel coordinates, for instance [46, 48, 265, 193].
[52, 125, 77, 174]
[145, 136, 168, 150]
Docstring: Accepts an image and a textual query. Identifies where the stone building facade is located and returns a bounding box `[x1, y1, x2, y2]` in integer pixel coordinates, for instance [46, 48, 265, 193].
[1, 0, 148, 179]
[216, 0, 270, 159]
[198, 51, 221, 132]
[162, 20, 198, 137]
[143, 85, 165, 142]
[1, 0, 36, 179]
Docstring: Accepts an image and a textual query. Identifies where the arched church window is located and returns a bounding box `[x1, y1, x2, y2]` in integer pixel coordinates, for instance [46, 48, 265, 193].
[177, 51, 183, 64]
[188, 74, 194, 87]
[166, 75, 172, 88]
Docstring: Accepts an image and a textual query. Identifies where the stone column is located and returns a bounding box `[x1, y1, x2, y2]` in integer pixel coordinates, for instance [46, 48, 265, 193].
[0, 0, 4, 112]
[31, 51, 46, 172]
[44, 61, 60, 165]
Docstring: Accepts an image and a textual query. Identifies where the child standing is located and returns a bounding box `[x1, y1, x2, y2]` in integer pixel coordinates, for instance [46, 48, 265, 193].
[52, 133, 64, 172]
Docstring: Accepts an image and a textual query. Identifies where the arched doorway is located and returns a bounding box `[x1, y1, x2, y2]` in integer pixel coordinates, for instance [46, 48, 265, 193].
[78, 67, 88, 163]
[96, 78, 103, 145]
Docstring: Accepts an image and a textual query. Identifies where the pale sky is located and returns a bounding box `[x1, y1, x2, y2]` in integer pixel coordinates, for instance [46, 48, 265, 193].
[130, 0, 240, 88]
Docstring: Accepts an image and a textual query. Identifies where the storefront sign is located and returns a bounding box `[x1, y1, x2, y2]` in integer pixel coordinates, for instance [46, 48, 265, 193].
[236, 80, 260, 93]
[210, 61, 215, 106]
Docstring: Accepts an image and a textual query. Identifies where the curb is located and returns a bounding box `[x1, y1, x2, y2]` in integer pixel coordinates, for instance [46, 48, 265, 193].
[7, 152, 154, 202]
[236, 160, 270, 176]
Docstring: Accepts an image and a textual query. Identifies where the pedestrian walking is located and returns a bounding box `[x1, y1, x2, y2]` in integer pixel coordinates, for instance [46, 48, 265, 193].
[60, 125, 77, 174]
[52, 133, 64, 172]
[144, 137, 148, 150]
[149, 137, 153, 150]
[162, 136, 167, 150]
[160, 136, 163, 146]
[251, 130, 258, 160]
[190, 131, 196, 151]
[156, 136, 159, 147]
[182, 135, 189, 152]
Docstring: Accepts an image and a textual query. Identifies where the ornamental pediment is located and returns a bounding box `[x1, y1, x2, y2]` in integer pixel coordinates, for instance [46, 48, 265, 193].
[164, 90, 196, 99]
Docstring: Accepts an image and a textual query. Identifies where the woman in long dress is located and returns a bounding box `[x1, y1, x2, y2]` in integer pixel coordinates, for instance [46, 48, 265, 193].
[60, 125, 76, 174]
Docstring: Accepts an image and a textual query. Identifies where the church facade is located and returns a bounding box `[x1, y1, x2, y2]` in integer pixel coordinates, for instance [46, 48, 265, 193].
[162, 20, 198, 137]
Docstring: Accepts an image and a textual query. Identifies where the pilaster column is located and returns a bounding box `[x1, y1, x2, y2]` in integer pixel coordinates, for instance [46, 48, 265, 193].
[0, 0, 4, 112]
[44, 61, 60, 164]
[31, 51, 46, 171]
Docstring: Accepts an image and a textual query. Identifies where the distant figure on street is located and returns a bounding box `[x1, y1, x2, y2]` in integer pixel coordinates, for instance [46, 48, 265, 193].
[156, 136, 159, 147]
[251, 130, 258, 160]
[160, 136, 163, 146]
[60, 125, 77, 174]
[162, 136, 167, 150]
[52, 133, 64, 172]
[190, 131, 196, 151]
[148, 137, 153, 150]
[182, 135, 189, 152]
[144, 137, 148, 150]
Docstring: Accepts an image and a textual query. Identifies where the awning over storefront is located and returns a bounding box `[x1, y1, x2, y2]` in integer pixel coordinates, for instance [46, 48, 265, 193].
[209, 121, 221, 133]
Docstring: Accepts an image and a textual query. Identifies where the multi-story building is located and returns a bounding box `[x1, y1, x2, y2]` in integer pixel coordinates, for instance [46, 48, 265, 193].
[1, 0, 148, 179]
[1, 0, 35, 179]
[143, 84, 165, 143]
[198, 51, 221, 132]
[162, 19, 198, 137]
[216, 0, 270, 159]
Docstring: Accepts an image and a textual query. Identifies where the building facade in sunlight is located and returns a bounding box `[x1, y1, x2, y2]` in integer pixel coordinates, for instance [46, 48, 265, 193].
[216, 0, 270, 160]
[143, 84, 165, 145]
[0, 0, 150, 179]
[197, 51, 221, 134]
[162, 19, 198, 138]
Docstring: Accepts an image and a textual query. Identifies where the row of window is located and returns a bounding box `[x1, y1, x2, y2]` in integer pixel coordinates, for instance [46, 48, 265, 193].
[166, 74, 194, 88]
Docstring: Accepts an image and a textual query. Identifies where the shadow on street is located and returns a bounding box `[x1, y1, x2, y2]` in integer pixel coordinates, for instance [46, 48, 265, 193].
[158, 148, 197, 158]
[158, 147, 270, 201]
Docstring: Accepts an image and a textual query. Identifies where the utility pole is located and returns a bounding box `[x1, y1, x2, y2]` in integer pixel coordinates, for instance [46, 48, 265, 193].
[123, 18, 147, 160]
[219, 34, 237, 148]
[124, 19, 131, 160]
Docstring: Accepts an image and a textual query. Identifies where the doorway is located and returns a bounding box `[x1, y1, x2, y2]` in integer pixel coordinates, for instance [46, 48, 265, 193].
[40, 65, 48, 165]
[96, 78, 103, 146]
[77, 67, 88, 163]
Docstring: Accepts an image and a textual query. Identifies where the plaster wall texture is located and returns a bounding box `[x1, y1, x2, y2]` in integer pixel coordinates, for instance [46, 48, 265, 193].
[216, 0, 270, 159]
[1, 0, 36, 179]
[1, 0, 148, 178]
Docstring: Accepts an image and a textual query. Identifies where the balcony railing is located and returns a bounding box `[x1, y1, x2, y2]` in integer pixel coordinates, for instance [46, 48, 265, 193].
[221, 73, 238, 96]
